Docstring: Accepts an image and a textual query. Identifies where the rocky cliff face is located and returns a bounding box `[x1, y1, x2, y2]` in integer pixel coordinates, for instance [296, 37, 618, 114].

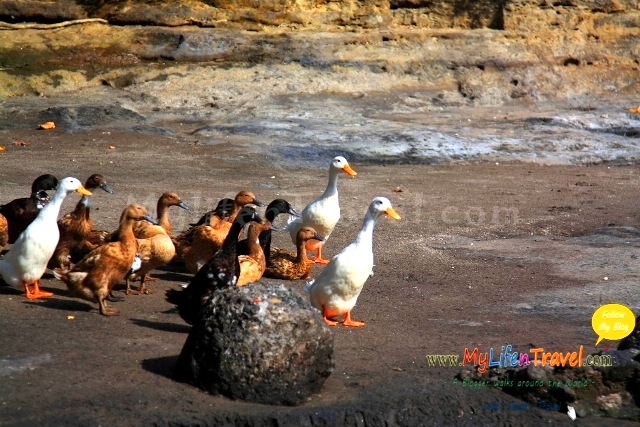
[0, 0, 637, 151]
[0, 0, 638, 31]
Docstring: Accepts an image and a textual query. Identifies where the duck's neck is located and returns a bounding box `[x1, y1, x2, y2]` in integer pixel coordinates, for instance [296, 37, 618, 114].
[261, 211, 281, 262]
[321, 167, 340, 199]
[353, 211, 378, 248]
[221, 220, 244, 255]
[76, 195, 92, 219]
[295, 237, 310, 263]
[227, 203, 242, 224]
[40, 188, 68, 220]
[157, 201, 171, 234]
[245, 224, 263, 258]
[79, 195, 91, 207]
[116, 217, 137, 245]
[255, 229, 270, 264]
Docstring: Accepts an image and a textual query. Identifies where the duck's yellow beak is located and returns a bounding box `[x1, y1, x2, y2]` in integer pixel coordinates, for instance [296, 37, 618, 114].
[76, 185, 92, 196]
[343, 164, 357, 176]
[385, 207, 400, 220]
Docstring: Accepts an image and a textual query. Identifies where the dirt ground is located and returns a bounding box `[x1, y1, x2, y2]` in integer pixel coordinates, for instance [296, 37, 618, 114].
[0, 125, 640, 426]
[1, 127, 640, 426]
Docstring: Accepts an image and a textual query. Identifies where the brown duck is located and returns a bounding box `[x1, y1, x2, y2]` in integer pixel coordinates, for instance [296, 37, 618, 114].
[264, 226, 324, 280]
[182, 190, 263, 274]
[48, 174, 114, 270]
[237, 219, 272, 286]
[126, 192, 189, 294]
[53, 204, 157, 316]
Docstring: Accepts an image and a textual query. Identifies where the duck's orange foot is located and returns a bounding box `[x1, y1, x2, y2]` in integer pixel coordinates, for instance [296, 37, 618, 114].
[310, 246, 330, 264]
[343, 319, 365, 327]
[125, 279, 142, 295]
[342, 311, 365, 327]
[100, 306, 120, 316]
[322, 306, 340, 326]
[24, 282, 53, 299]
[322, 316, 338, 326]
[98, 300, 119, 316]
[137, 285, 154, 295]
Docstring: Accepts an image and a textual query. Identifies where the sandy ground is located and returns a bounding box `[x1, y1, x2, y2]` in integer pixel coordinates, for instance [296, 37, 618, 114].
[1, 125, 639, 425]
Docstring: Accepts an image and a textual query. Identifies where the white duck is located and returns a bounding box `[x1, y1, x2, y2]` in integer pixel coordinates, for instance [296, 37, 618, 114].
[304, 197, 400, 327]
[286, 156, 356, 264]
[0, 177, 91, 299]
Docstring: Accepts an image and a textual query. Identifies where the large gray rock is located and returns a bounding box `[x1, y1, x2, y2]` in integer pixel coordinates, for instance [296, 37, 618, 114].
[175, 282, 334, 406]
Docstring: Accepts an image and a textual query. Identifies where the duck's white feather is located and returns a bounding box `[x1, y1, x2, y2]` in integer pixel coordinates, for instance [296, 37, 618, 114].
[306, 197, 399, 318]
[308, 242, 373, 313]
[286, 156, 354, 244]
[0, 177, 88, 288]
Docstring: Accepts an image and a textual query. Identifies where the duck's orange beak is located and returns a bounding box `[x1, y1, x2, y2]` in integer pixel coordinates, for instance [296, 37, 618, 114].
[385, 207, 400, 220]
[342, 164, 357, 176]
[76, 185, 92, 196]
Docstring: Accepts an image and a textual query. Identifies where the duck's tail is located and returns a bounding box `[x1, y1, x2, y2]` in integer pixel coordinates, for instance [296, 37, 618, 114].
[165, 287, 185, 306]
[0, 259, 14, 286]
[53, 267, 95, 301]
[165, 287, 197, 325]
[303, 278, 315, 293]
[51, 267, 67, 281]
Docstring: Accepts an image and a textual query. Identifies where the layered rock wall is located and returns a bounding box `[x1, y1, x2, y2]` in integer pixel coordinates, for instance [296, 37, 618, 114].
[0, 0, 638, 31]
[0, 1, 637, 103]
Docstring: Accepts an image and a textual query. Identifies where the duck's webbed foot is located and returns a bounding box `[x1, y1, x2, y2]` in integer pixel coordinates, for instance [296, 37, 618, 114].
[342, 310, 365, 327]
[24, 281, 54, 299]
[125, 278, 140, 295]
[98, 299, 119, 316]
[321, 306, 339, 326]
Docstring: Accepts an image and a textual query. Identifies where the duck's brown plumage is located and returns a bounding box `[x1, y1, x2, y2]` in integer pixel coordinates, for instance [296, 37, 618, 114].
[166, 206, 262, 325]
[182, 190, 262, 274]
[236, 198, 300, 265]
[237, 220, 272, 286]
[53, 204, 150, 316]
[172, 198, 232, 263]
[264, 226, 324, 280]
[126, 192, 189, 294]
[0, 214, 8, 250]
[226, 190, 263, 224]
[133, 192, 189, 238]
[48, 174, 113, 270]
[0, 174, 58, 244]
[183, 220, 230, 275]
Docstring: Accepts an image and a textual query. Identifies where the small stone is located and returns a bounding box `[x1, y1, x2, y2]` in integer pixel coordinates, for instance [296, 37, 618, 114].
[596, 392, 624, 411]
[524, 363, 548, 382]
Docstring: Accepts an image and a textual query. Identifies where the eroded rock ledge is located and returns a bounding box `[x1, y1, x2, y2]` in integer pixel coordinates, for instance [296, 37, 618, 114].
[0, 0, 638, 31]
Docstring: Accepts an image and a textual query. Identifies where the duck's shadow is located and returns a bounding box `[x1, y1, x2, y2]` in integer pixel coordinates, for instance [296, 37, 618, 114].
[0, 284, 69, 298]
[23, 297, 94, 312]
[130, 317, 190, 334]
[0, 285, 22, 295]
[154, 265, 191, 282]
[141, 355, 180, 381]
